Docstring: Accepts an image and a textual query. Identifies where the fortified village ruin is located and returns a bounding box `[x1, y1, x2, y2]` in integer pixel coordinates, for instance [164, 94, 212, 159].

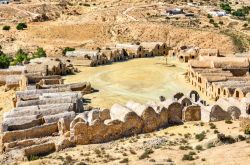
[0, 41, 250, 162]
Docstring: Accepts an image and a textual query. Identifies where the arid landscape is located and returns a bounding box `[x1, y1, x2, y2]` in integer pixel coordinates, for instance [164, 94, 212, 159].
[0, 0, 250, 165]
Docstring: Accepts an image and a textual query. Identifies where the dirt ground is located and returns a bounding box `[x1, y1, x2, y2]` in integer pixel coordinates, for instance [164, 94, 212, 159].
[18, 120, 250, 165]
[64, 57, 195, 108]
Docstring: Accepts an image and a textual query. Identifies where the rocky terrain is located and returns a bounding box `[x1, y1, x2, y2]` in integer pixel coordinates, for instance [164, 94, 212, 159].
[0, 0, 249, 56]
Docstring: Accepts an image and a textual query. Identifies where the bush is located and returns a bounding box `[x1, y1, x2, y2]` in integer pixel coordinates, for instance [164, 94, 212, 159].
[195, 132, 206, 141]
[219, 21, 224, 25]
[63, 47, 75, 55]
[139, 148, 154, 160]
[209, 123, 217, 129]
[238, 135, 246, 141]
[220, 3, 232, 13]
[209, 19, 215, 24]
[207, 14, 212, 18]
[225, 120, 233, 124]
[195, 145, 203, 151]
[179, 145, 192, 150]
[243, 23, 248, 27]
[28, 155, 40, 161]
[33, 47, 46, 58]
[14, 49, 29, 64]
[16, 23, 27, 30]
[119, 158, 129, 163]
[182, 154, 194, 161]
[232, 9, 246, 17]
[2, 25, 10, 31]
[0, 54, 11, 68]
[188, 151, 196, 155]
[207, 143, 215, 149]
[214, 130, 220, 134]
[244, 128, 250, 135]
[83, 3, 90, 7]
[217, 133, 236, 144]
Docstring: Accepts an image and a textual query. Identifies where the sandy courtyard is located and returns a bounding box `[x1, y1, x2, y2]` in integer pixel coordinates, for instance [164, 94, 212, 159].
[64, 57, 193, 108]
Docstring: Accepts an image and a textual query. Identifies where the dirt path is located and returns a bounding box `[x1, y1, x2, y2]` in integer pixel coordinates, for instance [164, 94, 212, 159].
[9, 4, 39, 17]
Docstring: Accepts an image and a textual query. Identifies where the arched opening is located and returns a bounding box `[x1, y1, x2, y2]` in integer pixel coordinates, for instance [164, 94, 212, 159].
[236, 91, 239, 98]
[247, 105, 250, 114]
[223, 90, 226, 96]
[189, 90, 200, 102]
[191, 56, 195, 59]
[218, 88, 220, 95]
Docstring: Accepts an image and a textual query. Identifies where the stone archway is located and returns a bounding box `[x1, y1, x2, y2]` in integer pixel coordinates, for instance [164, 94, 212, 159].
[188, 90, 200, 102]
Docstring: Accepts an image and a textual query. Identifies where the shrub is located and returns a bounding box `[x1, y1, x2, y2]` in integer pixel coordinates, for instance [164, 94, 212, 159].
[83, 3, 90, 7]
[232, 9, 246, 17]
[219, 21, 224, 25]
[28, 155, 40, 161]
[33, 47, 46, 58]
[139, 148, 154, 160]
[244, 128, 250, 135]
[209, 123, 217, 129]
[65, 155, 73, 162]
[179, 145, 192, 150]
[184, 133, 191, 139]
[201, 158, 206, 161]
[207, 143, 215, 149]
[188, 151, 196, 155]
[14, 49, 29, 64]
[238, 135, 246, 141]
[243, 23, 248, 27]
[63, 47, 75, 55]
[16, 23, 27, 30]
[225, 120, 233, 124]
[195, 145, 203, 151]
[195, 132, 206, 141]
[217, 133, 236, 144]
[166, 158, 172, 162]
[2, 25, 10, 31]
[0, 53, 11, 68]
[214, 130, 220, 134]
[220, 3, 232, 13]
[209, 19, 215, 24]
[182, 154, 194, 161]
[207, 14, 212, 18]
[119, 158, 129, 163]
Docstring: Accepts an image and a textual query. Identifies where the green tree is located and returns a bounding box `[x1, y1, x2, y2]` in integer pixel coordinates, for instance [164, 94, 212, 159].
[0, 54, 11, 68]
[14, 49, 29, 64]
[16, 23, 27, 30]
[33, 47, 46, 58]
[2, 25, 10, 31]
[0, 47, 11, 68]
[220, 3, 232, 13]
[232, 9, 246, 17]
